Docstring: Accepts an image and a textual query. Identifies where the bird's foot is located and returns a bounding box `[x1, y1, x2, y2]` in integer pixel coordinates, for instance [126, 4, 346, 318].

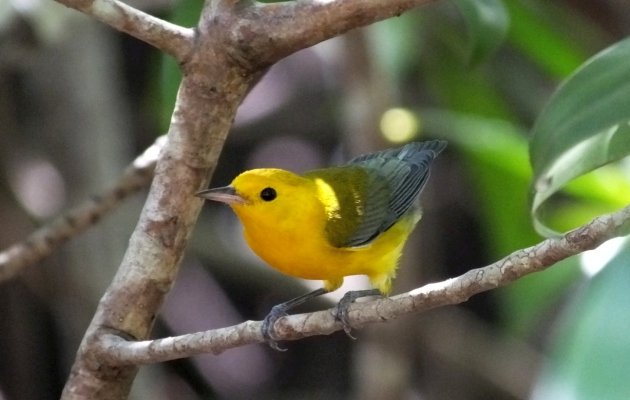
[261, 288, 329, 351]
[261, 304, 289, 351]
[333, 295, 357, 339]
[333, 289, 382, 339]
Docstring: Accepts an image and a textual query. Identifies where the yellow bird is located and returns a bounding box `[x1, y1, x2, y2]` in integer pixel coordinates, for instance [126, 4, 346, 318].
[197, 140, 446, 349]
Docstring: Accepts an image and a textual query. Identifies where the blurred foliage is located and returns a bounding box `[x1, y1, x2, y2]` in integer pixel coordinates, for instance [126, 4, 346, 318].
[454, 0, 510, 67]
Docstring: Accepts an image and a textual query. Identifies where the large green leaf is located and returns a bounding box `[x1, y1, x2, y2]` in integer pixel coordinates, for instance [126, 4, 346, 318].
[454, 0, 509, 66]
[530, 37, 630, 236]
[533, 240, 630, 400]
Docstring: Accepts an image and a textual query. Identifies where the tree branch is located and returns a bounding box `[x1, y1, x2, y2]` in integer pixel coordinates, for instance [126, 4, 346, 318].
[53, 0, 194, 61]
[229, 0, 438, 69]
[0, 136, 164, 283]
[90, 203, 630, 366]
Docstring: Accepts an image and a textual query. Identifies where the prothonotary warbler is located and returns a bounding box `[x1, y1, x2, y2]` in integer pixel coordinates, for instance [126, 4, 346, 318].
[197, 140, 447, 349]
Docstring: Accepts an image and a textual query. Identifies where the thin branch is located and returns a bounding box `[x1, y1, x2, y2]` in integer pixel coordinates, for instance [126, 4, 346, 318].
[92, 203, 630, 366]
[54, 0, 195, 61]
[228, 0, 438, 69]
[0, 136, 164, 283]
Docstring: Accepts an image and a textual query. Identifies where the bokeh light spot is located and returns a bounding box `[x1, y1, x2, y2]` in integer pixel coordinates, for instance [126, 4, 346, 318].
[379, 108, 420, 143]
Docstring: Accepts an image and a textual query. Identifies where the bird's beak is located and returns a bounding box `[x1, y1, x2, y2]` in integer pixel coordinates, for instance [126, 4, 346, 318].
[196, 185, 247, 205]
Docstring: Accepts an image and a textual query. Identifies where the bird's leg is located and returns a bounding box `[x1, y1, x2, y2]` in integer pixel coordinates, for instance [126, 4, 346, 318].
[334, 289, 382, 338]
[262, 287, 328, 351]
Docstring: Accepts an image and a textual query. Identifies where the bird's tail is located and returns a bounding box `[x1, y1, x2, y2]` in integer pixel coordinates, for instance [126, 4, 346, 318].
[396, 139, 448, 162]
[349, 139, 447, 165]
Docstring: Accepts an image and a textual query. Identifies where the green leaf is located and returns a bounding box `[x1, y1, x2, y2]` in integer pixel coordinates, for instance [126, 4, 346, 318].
[534, 240, 630, 400]
[530, 37, 630, 236]
[454, 0, 510, 66]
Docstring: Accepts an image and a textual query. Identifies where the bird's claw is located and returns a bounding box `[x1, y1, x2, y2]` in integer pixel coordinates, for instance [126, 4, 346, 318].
[260, 288, 330, 351]
[334, 289, 382, 339]
[261, 305, 288, 351]
[334, 294, 358, 339]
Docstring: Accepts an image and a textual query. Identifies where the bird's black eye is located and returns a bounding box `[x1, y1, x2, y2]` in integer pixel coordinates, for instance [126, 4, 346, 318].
[260, 187, 277, 201]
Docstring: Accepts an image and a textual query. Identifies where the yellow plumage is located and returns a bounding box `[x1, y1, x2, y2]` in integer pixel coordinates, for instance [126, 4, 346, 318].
[228, 168, 418, 294]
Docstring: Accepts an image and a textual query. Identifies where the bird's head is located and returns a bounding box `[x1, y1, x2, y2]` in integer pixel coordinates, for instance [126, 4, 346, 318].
[197, 168, 314, 224]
